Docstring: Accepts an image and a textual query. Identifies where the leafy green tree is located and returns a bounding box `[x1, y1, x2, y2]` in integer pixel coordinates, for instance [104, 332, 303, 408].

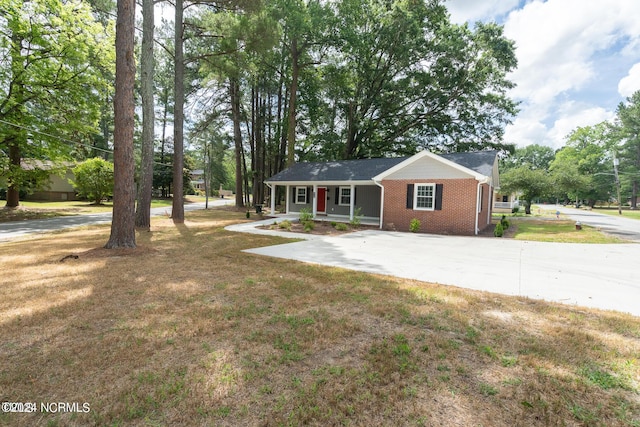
[71, 158, 114, 205]
[320, 0, 517, 159]
[550, 124, 615, 207]
[500, 144, 555, 172]
[500, 166, 550, 214]
[0, 0, 114, 208]
[614, 90, 640, 208]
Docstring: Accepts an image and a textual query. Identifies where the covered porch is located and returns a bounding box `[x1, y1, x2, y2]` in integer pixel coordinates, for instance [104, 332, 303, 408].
[266, 182, 382, 226]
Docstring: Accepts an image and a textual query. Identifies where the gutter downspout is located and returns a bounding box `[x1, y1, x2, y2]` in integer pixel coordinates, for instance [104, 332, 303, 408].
[374, 179, 384, 229]
[475, 177, 490, 235]
[475, 181, 481, 235]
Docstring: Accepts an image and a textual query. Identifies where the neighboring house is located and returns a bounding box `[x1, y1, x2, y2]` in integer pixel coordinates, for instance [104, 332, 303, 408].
[191, 169, 205, 191]
[266, 150, 500, 235]
[493, 192, 520, 213]
[22, 160, 78, 201]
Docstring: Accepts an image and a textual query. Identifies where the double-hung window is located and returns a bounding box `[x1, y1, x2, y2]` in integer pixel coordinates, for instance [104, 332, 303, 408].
[338, 187, 351, 206]
[295, 187, 307, 204]
[414, 183, 435, 210]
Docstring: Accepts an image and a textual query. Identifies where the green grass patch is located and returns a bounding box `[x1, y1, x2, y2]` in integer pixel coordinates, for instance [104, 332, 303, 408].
[513, 219, 625, 243]
[593, 207, 640, 220]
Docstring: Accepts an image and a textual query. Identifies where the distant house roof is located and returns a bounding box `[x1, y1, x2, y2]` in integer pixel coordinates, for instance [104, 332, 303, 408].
[267, 157, 408, 183]
[267, 151, 498, 183]
[20, 159, 76, 171]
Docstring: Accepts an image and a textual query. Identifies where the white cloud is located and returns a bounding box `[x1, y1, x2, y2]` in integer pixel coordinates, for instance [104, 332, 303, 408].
[618, 63, 640, 98]
[491, 0, 640, 148]
[504, 0, 640, 102]
[446, 0, 520, 24]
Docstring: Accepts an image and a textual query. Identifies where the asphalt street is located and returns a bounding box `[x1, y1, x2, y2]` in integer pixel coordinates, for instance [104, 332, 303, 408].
[550, 204, 640, 242]
[0, 198, 233, 241]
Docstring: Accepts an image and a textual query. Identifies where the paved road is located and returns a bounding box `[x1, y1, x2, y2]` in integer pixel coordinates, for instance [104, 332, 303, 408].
[229, 219, 640, 317]
[550, 204, 640, 242]
[0, 199, 233, 241]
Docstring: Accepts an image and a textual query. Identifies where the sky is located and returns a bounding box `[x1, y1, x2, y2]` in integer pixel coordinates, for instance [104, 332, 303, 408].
[446, 0, 640, 149]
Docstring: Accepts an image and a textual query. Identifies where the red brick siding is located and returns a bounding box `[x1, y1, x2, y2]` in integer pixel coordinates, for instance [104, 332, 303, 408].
[382, 179, 487, 235]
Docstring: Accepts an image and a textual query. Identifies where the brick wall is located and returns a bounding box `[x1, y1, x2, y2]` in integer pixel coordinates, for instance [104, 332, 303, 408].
[382, 179, 490, 235]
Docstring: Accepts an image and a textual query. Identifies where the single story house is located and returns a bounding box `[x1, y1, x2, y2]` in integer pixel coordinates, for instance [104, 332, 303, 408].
[22, 160, 78, 201]
[265, 150, 500, 235]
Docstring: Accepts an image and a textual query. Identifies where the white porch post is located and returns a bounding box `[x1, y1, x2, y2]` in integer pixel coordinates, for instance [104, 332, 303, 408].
[312, 184, 318, 217]
[285, 185, 290, 214]
[270, 184, 276, 214]
[349, 184, 355, 220]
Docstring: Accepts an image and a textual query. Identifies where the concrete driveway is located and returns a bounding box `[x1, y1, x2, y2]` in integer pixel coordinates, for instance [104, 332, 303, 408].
[231, 220, 640, 317]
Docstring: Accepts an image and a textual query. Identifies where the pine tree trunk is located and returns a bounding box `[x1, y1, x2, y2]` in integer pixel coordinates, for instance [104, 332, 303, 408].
[106, 0, 136, 249]
[172, 0, 185, 223]
[230, 77, 244, 208]
[135, 0, 155, 230]
[286, 39, 299, 167]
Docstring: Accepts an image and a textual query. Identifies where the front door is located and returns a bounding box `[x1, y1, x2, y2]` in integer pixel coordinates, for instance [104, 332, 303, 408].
[317, 187, 327, 213]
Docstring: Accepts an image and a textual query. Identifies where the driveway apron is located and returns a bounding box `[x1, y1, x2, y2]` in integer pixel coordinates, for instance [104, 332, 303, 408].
[242, 229, 640, 317]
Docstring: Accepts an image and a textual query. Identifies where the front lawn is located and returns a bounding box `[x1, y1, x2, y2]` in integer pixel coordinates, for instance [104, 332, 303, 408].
[1, 208, 638, 426]
[0, 198, 198, 222]
[511, 219, 626, 243]
[593, 207, 640, 220]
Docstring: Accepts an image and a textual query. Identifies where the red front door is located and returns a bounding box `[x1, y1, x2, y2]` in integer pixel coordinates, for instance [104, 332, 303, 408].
[317, 187, 327, 213]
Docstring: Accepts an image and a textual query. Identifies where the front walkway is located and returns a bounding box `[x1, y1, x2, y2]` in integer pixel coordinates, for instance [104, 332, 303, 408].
[227, 219, 640, 317]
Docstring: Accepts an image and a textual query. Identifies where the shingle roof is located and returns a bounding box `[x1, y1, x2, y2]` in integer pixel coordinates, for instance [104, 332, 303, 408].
[266, 151, 497, 183]
[267, 157, 409, 182]
[440, 151, 498, 177]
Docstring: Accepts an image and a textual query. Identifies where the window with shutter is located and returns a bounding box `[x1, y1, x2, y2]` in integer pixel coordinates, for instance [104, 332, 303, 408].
[414, 183, 436, 210]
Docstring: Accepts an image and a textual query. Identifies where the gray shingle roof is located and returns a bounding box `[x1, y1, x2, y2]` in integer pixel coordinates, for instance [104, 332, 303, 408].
[267, 157, 409, 182]
[267, 151, 497, 183]
[440, 151, 498, 177]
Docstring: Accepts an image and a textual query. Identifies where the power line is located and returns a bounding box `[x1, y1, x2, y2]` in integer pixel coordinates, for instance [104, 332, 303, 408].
[0, 118, 174, 168]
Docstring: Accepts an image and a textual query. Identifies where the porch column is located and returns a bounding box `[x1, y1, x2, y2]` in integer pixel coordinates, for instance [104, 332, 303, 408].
[285, 185, 290, 214]
[312, 184, 318, 218]
[349, 184, 355, 220]
[270, 184, 276, 215]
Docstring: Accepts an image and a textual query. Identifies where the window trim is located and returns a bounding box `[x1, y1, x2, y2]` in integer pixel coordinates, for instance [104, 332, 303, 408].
[413, 183, 436, 211]
[338, 186, 351, 206]
[295, 186, 307, 204]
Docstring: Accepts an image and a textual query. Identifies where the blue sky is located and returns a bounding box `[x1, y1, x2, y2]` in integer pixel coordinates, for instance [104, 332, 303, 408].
[447, 0, 640, 149]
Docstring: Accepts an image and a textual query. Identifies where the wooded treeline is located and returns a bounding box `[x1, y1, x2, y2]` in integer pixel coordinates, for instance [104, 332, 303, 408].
[1, 0, 519, 217]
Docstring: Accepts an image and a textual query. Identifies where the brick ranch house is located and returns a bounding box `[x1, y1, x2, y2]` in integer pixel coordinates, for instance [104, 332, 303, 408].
[265, 150, 500, 236]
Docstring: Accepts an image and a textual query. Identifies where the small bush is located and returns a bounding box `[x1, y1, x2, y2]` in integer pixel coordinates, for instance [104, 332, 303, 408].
[278, 220, 292, 230]
[299, 208, 313, 222]
[330, 221, 337, 227]
[500, 215, 510, 229]
[350, 207, 362, 227]
[409, 218, 421, 233]
[335, 223, 348, 231]
[303, 220, 315, 232]
[494, 222, 504, 237]
[512, 206, 520, 214]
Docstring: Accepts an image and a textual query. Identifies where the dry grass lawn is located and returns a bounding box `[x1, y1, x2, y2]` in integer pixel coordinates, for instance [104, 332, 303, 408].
[1, 208, 639, 426]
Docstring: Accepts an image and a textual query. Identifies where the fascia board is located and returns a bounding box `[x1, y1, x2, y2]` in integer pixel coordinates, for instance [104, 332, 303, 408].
[373, 150, 488, 182]
[264, 180, 374, 186]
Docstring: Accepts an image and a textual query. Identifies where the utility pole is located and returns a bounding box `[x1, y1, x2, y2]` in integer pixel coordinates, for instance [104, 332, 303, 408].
[613, 156, 622, 215]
